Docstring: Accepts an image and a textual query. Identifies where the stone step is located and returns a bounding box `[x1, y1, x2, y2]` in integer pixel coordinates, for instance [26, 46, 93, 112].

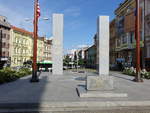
[1, 101, 150, 110]
[1, 106, 150, 113]
[76, 86, 128, 98]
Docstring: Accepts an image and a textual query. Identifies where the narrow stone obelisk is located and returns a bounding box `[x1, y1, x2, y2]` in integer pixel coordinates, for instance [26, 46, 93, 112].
[77, 16, 127, 98]
[97, 16, 109, 76]
[52, 14, 64, 75]
[87, 16, 113, 90]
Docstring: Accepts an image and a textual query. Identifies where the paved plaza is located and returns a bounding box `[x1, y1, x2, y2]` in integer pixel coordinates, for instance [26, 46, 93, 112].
[1, 70, 150, 113]
[0, 71, 150, 104]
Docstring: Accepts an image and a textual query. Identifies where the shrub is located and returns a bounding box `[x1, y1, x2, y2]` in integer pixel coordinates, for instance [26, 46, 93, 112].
[123, 67, 136, 76]
[17, 68, 32, 77]
[0, 67, 31, 84]
[123, 67, 150, 79]
[20, 68, 32, 75]
[0, 67, 18, 84]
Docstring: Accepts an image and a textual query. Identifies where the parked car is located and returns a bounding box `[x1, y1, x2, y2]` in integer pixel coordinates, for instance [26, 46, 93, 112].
[110, 64, 118, 71]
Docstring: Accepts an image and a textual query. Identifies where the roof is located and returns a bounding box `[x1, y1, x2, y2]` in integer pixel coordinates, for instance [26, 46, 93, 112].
[0, 16, 11, 29]
[85, 45, 96, 52]
[11, 26, 33, 36]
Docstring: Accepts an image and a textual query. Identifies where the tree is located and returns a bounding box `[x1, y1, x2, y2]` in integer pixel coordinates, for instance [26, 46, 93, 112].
[63, 55, 71, 66]
[78, 59, 85, 68]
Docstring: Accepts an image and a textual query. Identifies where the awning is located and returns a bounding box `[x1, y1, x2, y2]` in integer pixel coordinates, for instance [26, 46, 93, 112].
[37, 61, 53, 64]
[116, 58, 125, 62]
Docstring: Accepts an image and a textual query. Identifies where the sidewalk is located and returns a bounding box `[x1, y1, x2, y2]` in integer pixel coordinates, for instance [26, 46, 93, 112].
[0, 71, 150, 109]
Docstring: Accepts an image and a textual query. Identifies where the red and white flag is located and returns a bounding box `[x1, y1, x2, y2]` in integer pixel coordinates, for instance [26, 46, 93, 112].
[37, 0, 41, 18]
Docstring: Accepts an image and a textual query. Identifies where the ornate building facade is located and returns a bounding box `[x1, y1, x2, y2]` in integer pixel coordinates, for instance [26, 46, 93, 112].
[10, 26, 33, 67]
[0, 16, 11, 69]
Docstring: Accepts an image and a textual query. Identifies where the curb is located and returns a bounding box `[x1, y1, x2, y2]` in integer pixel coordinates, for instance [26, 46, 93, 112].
[1, 101, 150, 112]
[1, 101, 150, 109]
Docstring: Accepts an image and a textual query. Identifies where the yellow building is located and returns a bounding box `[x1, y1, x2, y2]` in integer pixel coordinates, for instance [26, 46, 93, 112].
[37, 37, 44, 62]
[43, 38, 52, 61]
[10, 26, 52, 67]
[37, 37, 52, 62]
[10, 26, 33, 67]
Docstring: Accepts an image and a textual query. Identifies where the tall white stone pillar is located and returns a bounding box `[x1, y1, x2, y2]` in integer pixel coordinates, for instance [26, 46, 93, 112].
[77, 16, 127, 98]
[52, 14, 64, 75]
[87, 16, 113, 91]
[97, 16, 109, 76]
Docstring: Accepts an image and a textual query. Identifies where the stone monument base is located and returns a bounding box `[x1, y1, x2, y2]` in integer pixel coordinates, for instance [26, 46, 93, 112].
[76, 86, 128, 98]
[87, 76, 114, 91]
[76, 75, 128, 98]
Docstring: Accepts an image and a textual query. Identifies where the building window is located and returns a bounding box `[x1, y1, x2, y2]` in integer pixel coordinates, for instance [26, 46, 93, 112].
[3, 34, 6, 38]
[2, 52, 5, 56]
[116, 39, 121, 47]
[14, 48, 16, 54]
[7, 44, 9, 48]
[17, 38, 19, 43]
[0, 30, 2, 39]
[15, 37, 17, 43]
[14, 58, 16, 64]
[2, 42, 6, 48]
[122, 35, 127, 44]
[7, 34, 10, 40]
[17, 48, 19, 53]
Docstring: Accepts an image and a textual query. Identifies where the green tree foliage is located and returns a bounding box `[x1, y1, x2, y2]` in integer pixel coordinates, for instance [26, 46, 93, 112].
[0, 67, 31, 84]
[78, 59, 85, 66]
[63, 55, 71, 66]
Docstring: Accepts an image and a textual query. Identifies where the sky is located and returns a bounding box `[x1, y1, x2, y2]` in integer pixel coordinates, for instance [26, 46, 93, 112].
[0, 0, 124, 52]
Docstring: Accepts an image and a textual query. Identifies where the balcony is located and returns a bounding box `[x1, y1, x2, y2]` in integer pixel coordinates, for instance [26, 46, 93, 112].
[115, 41, 144, 51]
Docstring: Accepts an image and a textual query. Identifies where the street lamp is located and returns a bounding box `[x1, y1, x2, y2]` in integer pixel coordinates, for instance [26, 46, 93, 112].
[134, 0, 143, 82]
[25, 17, 50, 22]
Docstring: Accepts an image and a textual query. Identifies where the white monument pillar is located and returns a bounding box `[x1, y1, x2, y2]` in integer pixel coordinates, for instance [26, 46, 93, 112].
[52, 14, 64, 75]
[77, 16, 127, 98]
[87, 16, 113, 91]
[97, 16, 109, 76]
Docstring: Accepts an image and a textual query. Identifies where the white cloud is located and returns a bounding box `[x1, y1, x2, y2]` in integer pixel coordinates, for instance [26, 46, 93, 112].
[77, 45, 89, 49]
[63, 7, 80, 17]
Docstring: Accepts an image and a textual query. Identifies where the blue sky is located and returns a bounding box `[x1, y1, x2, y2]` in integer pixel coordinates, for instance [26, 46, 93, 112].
[0, 0, 123, 51]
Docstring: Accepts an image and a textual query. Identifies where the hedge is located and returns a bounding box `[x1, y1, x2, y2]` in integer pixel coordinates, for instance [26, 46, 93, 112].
[0, 67, 31, 84]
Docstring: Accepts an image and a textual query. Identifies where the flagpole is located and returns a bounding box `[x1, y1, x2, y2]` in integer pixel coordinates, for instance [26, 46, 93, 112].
[30, 0, 39, 82]
[134, 0, 143, 82]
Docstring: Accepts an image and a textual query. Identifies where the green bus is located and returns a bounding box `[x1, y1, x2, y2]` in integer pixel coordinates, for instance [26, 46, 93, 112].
[37, 61, 52, 72]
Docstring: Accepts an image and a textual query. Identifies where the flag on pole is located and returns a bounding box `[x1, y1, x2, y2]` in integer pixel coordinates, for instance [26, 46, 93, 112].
[37, 0, 41, 18]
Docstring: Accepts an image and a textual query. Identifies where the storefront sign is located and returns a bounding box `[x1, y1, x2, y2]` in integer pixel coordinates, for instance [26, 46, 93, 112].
[0, 58, 8, 61]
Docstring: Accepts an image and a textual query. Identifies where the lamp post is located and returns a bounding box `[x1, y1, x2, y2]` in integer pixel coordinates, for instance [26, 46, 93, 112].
[134, 0, 143, 82]
[30, 0, 39, 82]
